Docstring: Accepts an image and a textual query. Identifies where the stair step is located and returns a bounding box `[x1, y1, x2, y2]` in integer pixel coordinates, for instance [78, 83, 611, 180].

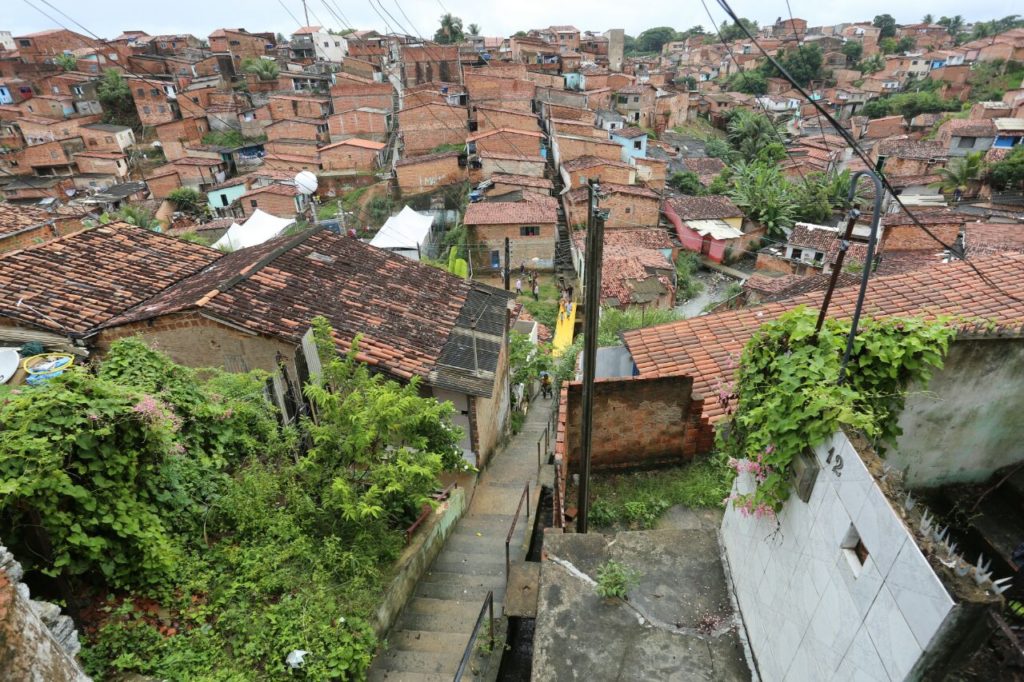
[395, 610, 479, 634]
[384, 629, 471, 655]
[366, 670, 452, 682]
[372, 649, 460, 675]
[419, 570, 506, 589]
[416, 581, 505, 603]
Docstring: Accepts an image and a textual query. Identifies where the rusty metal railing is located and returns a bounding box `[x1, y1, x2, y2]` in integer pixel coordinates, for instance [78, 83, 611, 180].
[505, 482, 530, 588]
[453, 591, 495, 681]
[404, 482, 457, 544]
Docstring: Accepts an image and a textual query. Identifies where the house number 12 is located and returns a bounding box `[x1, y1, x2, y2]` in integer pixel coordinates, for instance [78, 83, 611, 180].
[825, 447, 844, 478]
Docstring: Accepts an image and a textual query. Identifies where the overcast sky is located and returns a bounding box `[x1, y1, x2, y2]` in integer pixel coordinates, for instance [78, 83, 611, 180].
[6, 0, 1017, 41]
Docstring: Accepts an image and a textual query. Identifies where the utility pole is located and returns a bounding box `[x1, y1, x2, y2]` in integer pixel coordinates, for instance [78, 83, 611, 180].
[576, 178, 605, 534]
[302, 0, 310, 28]
[504, 236, 511, 290]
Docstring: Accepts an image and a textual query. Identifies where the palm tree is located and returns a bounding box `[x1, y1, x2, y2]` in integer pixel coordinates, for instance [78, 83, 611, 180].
[467, 23, 481, 36]
[860, 54, 885, 74]
[937, 152, 984, 197]
[116, 205, 162, 231]
[922, 14, 934, 24]
[434, 13, 464, 44]
[726, 111, 783, 163]
[242, 57, 280, 81]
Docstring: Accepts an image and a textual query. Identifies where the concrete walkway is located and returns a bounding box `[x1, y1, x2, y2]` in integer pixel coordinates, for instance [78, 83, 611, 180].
[368, 401, 553, 681]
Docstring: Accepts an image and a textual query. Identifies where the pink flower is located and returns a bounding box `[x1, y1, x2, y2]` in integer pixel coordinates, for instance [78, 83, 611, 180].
[88, 413, 100, 422]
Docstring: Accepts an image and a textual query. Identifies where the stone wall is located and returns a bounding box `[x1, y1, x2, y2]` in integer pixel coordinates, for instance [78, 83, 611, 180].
[0, 546, 89, 681]
[564, 375, 701, 471]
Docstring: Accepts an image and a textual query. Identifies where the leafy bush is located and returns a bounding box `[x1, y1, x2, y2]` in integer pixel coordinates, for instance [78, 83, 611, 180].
[167, 187, 207, 217]
[595, 560, 642, 600]
[720, 308, 954, 514]
[675, 251, 704, 300]
[668, 171, 704, 195]
[596, 307, 681, 346]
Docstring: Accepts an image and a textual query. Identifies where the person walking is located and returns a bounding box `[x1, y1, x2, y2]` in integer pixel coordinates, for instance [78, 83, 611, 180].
[515, 277, 523, 296]
[532, 280, 539, 301]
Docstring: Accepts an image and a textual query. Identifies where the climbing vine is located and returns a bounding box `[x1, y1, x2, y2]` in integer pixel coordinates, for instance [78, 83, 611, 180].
[718, 308, 954, 515]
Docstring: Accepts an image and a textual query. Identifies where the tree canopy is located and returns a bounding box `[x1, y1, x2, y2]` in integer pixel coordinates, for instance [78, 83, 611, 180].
[760, 44, 824, 87]
[96, 69, 140, 130]
[719, 18, 758, 42]
[434, 13, 464, 44]
[637, 26, 677, 53]
[872, 14, 897, 39]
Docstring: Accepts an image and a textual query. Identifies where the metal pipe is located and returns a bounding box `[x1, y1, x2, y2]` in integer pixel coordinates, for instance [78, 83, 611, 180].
[838, 170, 885, 384]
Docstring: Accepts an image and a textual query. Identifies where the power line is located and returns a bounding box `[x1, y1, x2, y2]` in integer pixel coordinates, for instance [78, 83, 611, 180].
[713, 0, 1024, 304]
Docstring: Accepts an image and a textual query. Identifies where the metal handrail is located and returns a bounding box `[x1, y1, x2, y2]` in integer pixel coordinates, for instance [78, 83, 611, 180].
[553, 460, 562, 529]
[505, 482, 530, 587]
[405, 483, 457, 543]
[453, 590, 495, 682]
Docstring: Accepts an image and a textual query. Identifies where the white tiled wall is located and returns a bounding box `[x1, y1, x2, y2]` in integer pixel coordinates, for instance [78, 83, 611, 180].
[721, 431, 955, 682]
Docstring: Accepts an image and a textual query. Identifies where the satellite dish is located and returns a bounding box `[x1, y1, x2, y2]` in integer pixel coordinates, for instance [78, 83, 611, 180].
[294, 171, 318, 195]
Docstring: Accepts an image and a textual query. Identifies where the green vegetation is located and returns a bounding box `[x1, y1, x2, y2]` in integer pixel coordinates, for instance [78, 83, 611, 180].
[467, 23, 481, 36]
[595, 560, 642, 600]
[676, 251, 704, 300]
[990, 145, 1024, 191]
[114, 205, 162, 231]
[967, 59, 1024, 102]
[719, 308, 954, 514]
[841, 41, 862, 68]
[596, 307, 681, 346]
[725, 70, 768, 95]
[860, 91, 960, 122]
[201, 130, 267, 148]
[1, 320, 468, 679]
[759, 44, 824, 87]
[241, 56, 280, 80]
[434, 13, 465, 44]
[509, 331, 552, 388]
[668, 170, 704, 195]
[726, 162, 797, 235]
[366, 195, 394, 227]
[726, 110, 786, 164]
[54, 53, 78, 71]
[430, 142, 465, 154]
[167, 187, 208, 217]
[872, 14, 897, 39]
[97, 69, 141, 131]
[717, 18, 758, 43]
[936, 152, 984, 194]
[588, 459, 734, 530]
[970, 16, 1024, 40]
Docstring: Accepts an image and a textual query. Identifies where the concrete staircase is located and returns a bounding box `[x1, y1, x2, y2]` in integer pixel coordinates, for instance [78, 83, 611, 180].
[367, 405, 552, 681]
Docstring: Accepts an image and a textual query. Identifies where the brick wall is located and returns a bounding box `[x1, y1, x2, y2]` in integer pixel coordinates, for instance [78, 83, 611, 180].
[0, 216, 82, 254]
[473, 131, 543, 157]
[566, 164, 634, 188]
[23, 138, 83, 169]
[156, 117, 209, 161]
[468, 222, 556, 271]
[398, 103, 467, 155]
[563, 375, 702, 471]
[17, 116, 99, 144]
[546, 104, 597, 123]
[480, 156, 546, 178]
[400, 45, 461, 86]
[241, 190, 299, 219]
[556, 134, 621, 163]
[146, 171, 183, 199]
[330, 82, 393, 113]
[211, 32, 268, 61]
[328, 108, 389, 141]
[265, 119, 325, 142]
[128, 79, 179, 126]
[74, 154, 128, 177]
[396, 153, 465, 193]
[601, 192, 660, 228]
[654, 92, 689, 134]
[320, 144, 379, 172]
[464, 73, 536, 106]
[81, 128, 134, 153]
[634, 157, 667, 190]
[263, 139, 320, 158]
[267, 96, 330, 121]
[475, 108, 539, 132]
[13, 29, 99, 62]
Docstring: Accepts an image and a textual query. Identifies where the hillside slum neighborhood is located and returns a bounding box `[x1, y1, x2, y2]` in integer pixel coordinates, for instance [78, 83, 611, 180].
[1, 10, 1024, 682]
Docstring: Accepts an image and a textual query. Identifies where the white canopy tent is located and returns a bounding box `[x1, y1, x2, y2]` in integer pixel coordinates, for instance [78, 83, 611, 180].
[212, 209, 295, 251]
[369, 205, 435, 261]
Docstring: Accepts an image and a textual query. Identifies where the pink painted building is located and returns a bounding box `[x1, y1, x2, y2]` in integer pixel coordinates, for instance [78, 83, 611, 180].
[663, 195, 747, 263]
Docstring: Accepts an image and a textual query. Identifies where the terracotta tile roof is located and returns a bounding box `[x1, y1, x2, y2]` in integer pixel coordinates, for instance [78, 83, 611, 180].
[561, 155, 632, 171]
[466, 128, 544, 143]
[566, 182, 659, 203]
[320, 137, 386, 151]
[265, 117, 326, 127]
[665, 194, 743, 221]
[623, 253, 1024, 426]
[395, 150, 460, 166]
[877, 138, 947, 160]
[882, 208, 966, 227]
[0, 223, 218, 335]
[572, 231, 675, 304]
[941, 118, 997, 137]
[0, 202, 84, 239]
[241, 183, 299, 198]
[611, 127, 647, 139]
[788, 222, 842, 252]
[490, 174, 554, 190]
[103, 229, 513, 394]
[464, 193, 558, 225]
[965, 222, 1024, 256]
[477, 150, 545, 163]
[682, 157, 726, 177]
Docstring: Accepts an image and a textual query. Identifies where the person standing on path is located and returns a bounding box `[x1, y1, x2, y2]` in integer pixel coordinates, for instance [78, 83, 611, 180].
[515, 277, 523, 296]
[532, 280, 539, 301]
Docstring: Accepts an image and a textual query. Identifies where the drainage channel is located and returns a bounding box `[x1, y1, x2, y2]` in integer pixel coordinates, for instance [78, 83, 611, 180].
[496, 484, 552, 681]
